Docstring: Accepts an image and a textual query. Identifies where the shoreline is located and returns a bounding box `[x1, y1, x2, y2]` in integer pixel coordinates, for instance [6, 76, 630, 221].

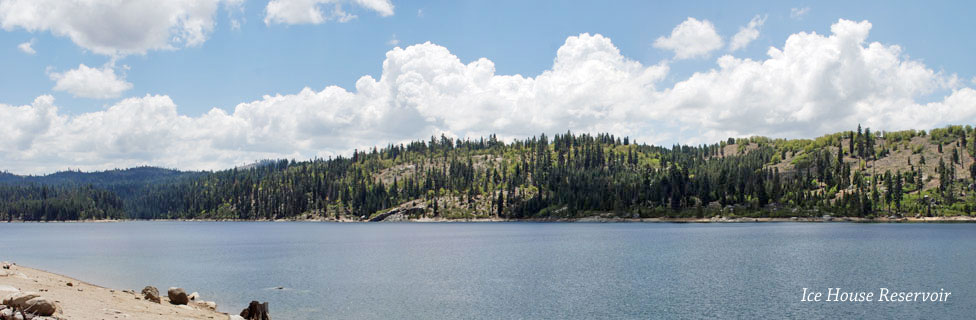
[4, 215, 976, 223]
[0, 262, 234, 319]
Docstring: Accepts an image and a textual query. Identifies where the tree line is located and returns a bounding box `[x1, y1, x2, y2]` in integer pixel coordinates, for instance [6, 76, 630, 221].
[3, 125, 975, 221]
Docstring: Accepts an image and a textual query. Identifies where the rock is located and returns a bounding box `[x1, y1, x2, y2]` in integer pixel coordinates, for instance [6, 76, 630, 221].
[199, 300, 217, 310]
[229, 315, 246, 320]
[3, 291, 40, 307]
[65, 282, 72, 287]
[167, 287, 189, 305]
[188, 292, 199, 301]
[0, 307, 14, 320]
[239, 300, 271, 320]
[102, 308, 124, 314]
[141, 286, 161, 303]
[23, 297, 58, 316]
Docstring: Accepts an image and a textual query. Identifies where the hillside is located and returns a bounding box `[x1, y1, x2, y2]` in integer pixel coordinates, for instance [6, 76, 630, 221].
[1, 126, 975, 221]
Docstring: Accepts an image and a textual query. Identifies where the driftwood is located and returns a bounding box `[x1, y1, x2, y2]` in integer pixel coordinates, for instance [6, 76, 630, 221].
[240, 301, 270, 320]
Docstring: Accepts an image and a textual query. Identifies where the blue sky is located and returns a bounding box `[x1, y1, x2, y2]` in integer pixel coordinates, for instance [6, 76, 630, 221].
[1, 0, 975, 174]
[3, 0, 973, 115]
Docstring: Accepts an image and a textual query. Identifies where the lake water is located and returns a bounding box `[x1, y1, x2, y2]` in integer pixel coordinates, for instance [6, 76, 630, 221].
[0, 222, 974, 319]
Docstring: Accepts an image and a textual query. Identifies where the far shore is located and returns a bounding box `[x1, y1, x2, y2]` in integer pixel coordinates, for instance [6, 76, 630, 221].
[4, 215, 976, 223]
[0, 262, 234, 319]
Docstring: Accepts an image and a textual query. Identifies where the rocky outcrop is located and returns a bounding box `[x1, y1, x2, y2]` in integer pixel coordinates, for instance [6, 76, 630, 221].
[167, 287, 189, 305]
[141, 286, 161, 303]
[239, 300, 271, 320]
[369, 206, 426, 222]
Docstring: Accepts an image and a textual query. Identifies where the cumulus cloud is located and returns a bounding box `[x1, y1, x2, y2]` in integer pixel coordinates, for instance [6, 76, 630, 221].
[2, 19, 975, 174]
[729, 15, 766, 51]
[48, 64, 133, 99]
[0, 0, 232, 55]
[16, 38, 33, 54]
[264, 0, 394, 25]
[791, 7, 810, 20]
[654, 17, 723, 60]
[661, 19, 972, 142]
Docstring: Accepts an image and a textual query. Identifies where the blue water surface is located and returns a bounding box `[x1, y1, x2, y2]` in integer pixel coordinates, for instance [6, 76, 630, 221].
[0, 222, 973, 319]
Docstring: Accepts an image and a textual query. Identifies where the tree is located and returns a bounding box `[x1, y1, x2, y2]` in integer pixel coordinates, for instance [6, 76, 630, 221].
[893, 171, 904, 212]
[970, 162, 976, 183]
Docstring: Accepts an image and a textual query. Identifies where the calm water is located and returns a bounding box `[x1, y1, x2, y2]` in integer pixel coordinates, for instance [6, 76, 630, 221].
[0, 222, 974, 319]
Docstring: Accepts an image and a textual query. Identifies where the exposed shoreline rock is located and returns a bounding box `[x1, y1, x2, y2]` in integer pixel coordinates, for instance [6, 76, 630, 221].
[0, 263, 231, 319]
[141, 286, 161, 303]
[167, 287, 189, 305]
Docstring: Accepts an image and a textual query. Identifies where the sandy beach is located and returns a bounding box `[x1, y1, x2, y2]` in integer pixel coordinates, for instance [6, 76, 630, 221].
[0, 262, 233, 319]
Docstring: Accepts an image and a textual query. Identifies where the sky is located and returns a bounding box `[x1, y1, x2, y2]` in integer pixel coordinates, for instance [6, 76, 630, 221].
[1, 0, 975, 175]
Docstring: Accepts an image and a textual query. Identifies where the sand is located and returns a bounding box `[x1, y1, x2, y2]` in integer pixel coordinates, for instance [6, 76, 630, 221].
[0, 263, 233, 320]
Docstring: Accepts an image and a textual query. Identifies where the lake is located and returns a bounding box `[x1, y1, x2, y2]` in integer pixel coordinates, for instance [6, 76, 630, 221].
[0, 222, 974, 319]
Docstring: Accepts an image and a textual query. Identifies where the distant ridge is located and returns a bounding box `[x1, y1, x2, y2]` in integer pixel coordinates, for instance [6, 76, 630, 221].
[0, 166, 197, 186]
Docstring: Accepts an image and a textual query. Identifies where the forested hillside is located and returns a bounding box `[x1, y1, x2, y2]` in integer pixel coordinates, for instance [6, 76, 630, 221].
[2, 125, 975, 221]
[0, 185, 125, 221]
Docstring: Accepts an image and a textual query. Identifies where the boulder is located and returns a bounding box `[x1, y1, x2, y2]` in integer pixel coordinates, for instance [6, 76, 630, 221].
[188, 292, 199, 301]
[2, 291, 40, 307]
[239, 300, 271, 320]
[141, 286, 161, 303]
[167, 287, 189, 305]
[23, 297, 58, 316]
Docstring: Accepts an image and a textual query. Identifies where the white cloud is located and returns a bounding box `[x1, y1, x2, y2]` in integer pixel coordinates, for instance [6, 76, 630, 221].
[387, 34, 399, 46]
[654, 17, 723, 60]
[729, 15, 766, 51]
[2, 20, 975, 174]
[224, 0, 246, 30]
[661, 19, 971, 143]
[791, 7, 810, 20]
[0, 0, 232, 56]
[48, 64, 133, 99]
[264, 0, 394, 25]
[0, 95, 62, 153]
[16, 38, 33, 54]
